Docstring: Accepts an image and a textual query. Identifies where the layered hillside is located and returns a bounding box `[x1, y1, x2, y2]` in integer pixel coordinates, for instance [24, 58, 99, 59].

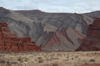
[37, 27, 85, 51]
[0, 7, 58, 42]
[76, 18, 100, 51]
[84, 11, 100, 18]
[17, 10, 94, 35]
[0, 22, 42, 52]
[1, 7, 100, 51]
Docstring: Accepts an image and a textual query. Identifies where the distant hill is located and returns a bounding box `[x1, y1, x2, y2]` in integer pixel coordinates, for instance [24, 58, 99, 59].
[83, 11, 100, 18]
[0, 7, 100, 51]
[16, 10, 94, 35]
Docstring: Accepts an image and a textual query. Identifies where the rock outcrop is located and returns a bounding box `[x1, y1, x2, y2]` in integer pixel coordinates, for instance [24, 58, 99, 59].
[0, 22, 42, 52]
[76, 18, 100, 51]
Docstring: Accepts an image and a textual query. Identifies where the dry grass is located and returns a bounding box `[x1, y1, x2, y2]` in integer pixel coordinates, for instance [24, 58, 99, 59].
[0, 51, 100, 66]
[38, 59, 44, 63]
[89, 59, 95, 62]
[24, 58, 29, 62]
[0, 60, 5, 64]
[52, 62, 59, 66]
[17, 57, 23, 62]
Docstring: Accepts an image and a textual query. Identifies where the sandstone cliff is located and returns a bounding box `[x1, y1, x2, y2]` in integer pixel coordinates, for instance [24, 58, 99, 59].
[76, 18, 100, 51]
[0, 22, 42, 52]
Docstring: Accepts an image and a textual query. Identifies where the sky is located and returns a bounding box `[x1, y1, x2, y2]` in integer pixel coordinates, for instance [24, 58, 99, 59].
[0, 0, 100, 13]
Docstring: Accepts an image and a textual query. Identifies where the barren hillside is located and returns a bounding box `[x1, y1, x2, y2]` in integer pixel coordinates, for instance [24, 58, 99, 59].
[1, 7, 100, 51]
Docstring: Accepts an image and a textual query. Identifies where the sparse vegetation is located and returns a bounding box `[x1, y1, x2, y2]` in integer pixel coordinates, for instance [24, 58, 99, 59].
[89, 59, 95, 62]
[84, 62, 89, 65]
[24, 58, 29, 62]
[11, 62, 18, 64]
[63, 59, 68, 61]
[38, 59, 44, 63]
[75, 56, 78, 58]
[52, 63, 59, 66]
[6, 61, 11, 65]
[17, 57, 23, 62]
[0, 55, 4, 57]
[0, 60, 5, 64]
[0, 51, 99, 66]
[71, 58, 74, 60]
[38, 57, 42, 59]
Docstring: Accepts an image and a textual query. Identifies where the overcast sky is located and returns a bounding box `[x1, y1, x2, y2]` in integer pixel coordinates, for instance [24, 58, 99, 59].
[0, 0, 100, 13]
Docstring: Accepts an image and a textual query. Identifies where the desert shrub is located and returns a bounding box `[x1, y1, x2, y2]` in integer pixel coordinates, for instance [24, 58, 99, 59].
[20, 61, 23, 63]
[38, 59, 44, 63]
[50, 58, 59, 60]
[38, 57, 42, 59]
[24, 58, 29, 62]
[17, 57, 23, 62]
[11, 62, 18, 64]
[66, 56, 69, 58]
[6, 61, 11, 65]
[75, 56, 78, 58]
[0, 55, 4, 57]
[89, 59, 95, 62]
[84, 62, 89, 65]
[0, 60, 6, 64]
[35, 59, 37, 61]
[63, 59, 68, 61]
[94, 52, 97, 54]
[52, 63, 59, 66]
[71, 58, 74, 60]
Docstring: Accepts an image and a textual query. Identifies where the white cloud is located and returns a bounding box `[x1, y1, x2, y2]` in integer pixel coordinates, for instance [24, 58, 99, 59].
[0, 0, 100, 13]
[15, 6, 43, 10]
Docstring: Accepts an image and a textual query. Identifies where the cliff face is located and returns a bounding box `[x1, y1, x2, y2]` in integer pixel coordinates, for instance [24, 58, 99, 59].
[0, 22, 42, 52]
[76, 18, 100, 51]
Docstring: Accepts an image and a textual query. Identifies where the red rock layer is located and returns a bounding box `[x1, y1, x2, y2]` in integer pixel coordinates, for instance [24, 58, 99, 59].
[76, 18, 100, 51]
[0, 22, 42, 52]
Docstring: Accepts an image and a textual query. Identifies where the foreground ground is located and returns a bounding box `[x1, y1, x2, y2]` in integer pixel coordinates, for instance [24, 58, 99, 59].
[0, 51, 100, 66]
